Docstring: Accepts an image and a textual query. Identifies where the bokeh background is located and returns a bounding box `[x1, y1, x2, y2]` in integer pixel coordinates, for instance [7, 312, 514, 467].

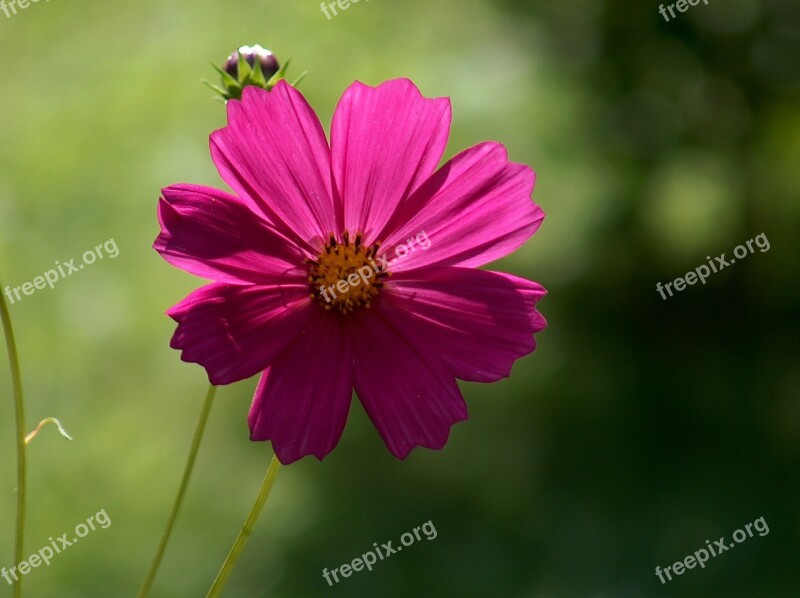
[1, 0, 799, 596]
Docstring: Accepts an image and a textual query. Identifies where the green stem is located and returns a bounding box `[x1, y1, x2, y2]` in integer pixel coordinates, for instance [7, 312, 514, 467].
[206, 455, 282, 597]
[0, 280, 26, 598]
[137, 383, 217, 598]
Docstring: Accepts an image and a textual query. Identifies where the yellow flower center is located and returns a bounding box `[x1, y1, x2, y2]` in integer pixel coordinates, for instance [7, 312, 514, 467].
[307, 232, 390, 313]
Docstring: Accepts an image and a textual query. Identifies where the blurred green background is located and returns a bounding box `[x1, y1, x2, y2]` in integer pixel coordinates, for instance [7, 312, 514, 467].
[1, 0, 799, 596]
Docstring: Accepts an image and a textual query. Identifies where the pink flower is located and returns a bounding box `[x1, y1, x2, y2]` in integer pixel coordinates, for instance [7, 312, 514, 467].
[154, 79, 547, 464]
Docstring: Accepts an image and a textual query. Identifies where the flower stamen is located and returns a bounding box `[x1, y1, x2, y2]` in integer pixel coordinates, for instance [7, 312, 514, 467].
[308, 233, 389, 313]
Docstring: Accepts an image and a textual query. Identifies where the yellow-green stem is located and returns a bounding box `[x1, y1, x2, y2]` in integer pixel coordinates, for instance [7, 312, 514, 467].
[0, 280, 26, 598]
[206, 455, 282, 597]
[137, 383, 217, 598]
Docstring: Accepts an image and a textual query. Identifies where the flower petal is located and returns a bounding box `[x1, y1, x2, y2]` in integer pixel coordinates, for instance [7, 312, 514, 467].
[248, 311, 353, 464]
[210, 82, 336, 252]
[378, 142, 543, 270]
[155, 184, 309, 285]
[167, 283, 313, 385]
[330, 78, 451, 242]
[379, 267, 547, 382]
[351, 310, 468, 459]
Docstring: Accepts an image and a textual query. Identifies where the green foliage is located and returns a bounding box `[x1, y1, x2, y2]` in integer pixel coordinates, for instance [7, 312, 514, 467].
[0, 0, 798, 596]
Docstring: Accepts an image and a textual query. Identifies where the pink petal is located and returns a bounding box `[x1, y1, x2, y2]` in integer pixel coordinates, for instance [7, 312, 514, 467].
[330, 78, 451, 243]
[210, 82, 336, 252]
[351, 311, 468, 459]
[167, 283, 313, 386]
[377, 142, 543, 270]
[248, 311, 353, 464]
[155, 184, 309, 285]
[378, 267, 547, 382]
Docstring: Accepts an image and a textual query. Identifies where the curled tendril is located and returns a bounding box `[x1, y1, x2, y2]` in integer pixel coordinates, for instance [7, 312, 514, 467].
[24, 418, 73, 445]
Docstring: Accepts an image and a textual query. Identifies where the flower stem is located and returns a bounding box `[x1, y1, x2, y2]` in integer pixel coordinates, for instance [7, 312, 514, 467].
[137, 383, 217, 598]
[206, 455, 282, 598]
[0, 279, 26, 598]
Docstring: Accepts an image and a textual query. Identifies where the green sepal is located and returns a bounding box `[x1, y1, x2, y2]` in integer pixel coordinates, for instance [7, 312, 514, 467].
[206, 51, 308, 102]
[290, 70, 309, 87]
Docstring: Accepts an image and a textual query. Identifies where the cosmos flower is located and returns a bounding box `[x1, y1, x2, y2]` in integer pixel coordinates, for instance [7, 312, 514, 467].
[154, 78, 547, 464]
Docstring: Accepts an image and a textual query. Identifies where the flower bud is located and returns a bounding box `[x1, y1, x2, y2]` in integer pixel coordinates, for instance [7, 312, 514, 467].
[206, 44, 306, 102]
[224, 45, 280, 81]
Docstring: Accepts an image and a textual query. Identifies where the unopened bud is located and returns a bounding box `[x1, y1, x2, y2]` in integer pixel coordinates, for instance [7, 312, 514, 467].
[205, 44, 307, 102]
[224, 45, 280, 81]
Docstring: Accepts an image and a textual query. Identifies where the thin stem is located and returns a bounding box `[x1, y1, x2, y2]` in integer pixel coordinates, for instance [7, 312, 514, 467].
[0, 280, 26, 598]
[206, 455, 282, 598]
[137, 383, 217, 598]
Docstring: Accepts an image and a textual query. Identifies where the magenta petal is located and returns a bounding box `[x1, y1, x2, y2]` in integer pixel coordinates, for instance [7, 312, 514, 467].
[379, 142, 544, 270]
[167, 283, 313, 385]
[210, 82, 336, 251]
[330, 78, 451, 242]
[351, 311, 468, 459]
[379, 267, 547, 382]
[155, 184, 309, 285]
[248, 312, 353, 464]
